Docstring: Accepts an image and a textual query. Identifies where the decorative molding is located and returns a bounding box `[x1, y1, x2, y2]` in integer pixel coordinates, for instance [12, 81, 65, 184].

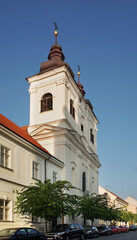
[29, 87, 38, 94]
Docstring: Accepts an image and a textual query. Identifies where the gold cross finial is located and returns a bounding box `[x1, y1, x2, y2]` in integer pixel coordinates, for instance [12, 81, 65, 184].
[53, 22, 59, 44]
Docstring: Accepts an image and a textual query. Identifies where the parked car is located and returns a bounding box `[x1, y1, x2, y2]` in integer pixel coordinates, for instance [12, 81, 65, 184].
[129, 225, 136, 231]
[46, 223, 84, 240]
[97, 226, 112, 236]
[0, 227, 47, 240]
[84, 226, 99, 239]
[110, 226, 120, 234]
[119, 226, 129, 233]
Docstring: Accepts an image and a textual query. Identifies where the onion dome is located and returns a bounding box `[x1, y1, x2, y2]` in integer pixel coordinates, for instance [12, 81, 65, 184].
[39, 27, 75, 79]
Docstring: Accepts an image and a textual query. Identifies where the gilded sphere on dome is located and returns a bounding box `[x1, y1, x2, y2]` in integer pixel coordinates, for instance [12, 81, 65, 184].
[77, 71, 80, 76]
[54, 30, 58, 37]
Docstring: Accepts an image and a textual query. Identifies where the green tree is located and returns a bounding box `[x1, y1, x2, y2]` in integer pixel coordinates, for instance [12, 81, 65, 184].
[118, 209, 130, 223]
[128, 212, 135, 224]
[78, 193, 122, 225]
[77, 193, 108, 225]
[15, 180, 78, 223]
[133, 213, 137, 224]
[102, 205, 121, 223]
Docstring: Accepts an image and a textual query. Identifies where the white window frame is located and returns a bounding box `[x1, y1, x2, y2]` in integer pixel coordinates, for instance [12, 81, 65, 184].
[53, 171, 57, 183]
[0, 145, 11, 168]
[32, 161, 39, 179]
[0, 199, 11, 221]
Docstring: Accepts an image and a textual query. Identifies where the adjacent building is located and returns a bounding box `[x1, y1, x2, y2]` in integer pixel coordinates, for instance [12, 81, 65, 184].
[0, 114, 64, 231]
[99, 186, 128, 209]
[125, 196, 137, 214]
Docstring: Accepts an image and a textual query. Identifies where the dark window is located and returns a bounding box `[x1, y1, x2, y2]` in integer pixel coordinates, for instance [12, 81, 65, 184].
[81, 124, 84, 132]
[90, 129, 94, 144]
[70, 99, 75, 119]
[41, 93, 53, 112]
[82, 172, 86, 192]
[32, 216, 39, 223]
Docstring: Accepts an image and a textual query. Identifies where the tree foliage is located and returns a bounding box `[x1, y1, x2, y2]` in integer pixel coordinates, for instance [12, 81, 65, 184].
[78, 193, 108, 225]
[15, 180, 137, 225]
[15, 179, 78, 222]
[118, 209, 136, 224]
[77, 193, 122, 225]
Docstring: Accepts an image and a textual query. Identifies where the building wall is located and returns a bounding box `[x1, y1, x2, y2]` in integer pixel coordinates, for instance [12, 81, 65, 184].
[28, 66, 98, 154]
[125, 196, 137, 214]
[0, 128, 63, 231]
[28, 66, 100, 202]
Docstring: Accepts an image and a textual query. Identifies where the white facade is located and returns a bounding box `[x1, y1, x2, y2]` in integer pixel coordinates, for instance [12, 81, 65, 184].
[99, 186, 128, 209]
[0, 115, 63, 231]
[27, 35, 101, 204]
[125, 196, 137, 214]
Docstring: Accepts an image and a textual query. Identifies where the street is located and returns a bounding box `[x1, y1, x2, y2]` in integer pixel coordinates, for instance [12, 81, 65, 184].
[96, 231, 137, 240]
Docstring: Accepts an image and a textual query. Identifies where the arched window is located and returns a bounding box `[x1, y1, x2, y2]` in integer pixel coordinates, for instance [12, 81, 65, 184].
[41, 93, 53, 112]
[72, 167, 76, 186]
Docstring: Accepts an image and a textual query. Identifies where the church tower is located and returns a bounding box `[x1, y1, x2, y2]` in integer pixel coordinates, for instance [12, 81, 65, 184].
[27, 27, 101, 199]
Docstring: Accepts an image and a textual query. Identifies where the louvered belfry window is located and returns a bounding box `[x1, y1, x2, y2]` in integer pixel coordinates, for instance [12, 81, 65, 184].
[70, 99, 75, 119]
[41, 93, 53, 112]
[90, 129, 94, 144]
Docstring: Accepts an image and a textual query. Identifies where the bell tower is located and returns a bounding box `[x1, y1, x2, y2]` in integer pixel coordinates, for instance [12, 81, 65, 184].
[27, 25, 75, 133]
[27, 26, 100, 200]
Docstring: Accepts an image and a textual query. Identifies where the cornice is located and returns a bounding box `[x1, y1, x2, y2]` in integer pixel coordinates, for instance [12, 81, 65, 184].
[32, 128, 101, 168]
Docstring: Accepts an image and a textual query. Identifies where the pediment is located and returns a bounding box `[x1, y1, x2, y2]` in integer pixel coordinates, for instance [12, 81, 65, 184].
[29, 124, 62, 137]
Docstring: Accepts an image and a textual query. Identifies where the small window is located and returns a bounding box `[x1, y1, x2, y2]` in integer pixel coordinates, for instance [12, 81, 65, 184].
[32, 162, 39, 179]
[0, 199, 10, 221]
[81, 124, 84, 132]
[90, 129, 94, 144]
[0, 146, 10, 168]
[53, 171, 57, 183]
[32, 216, 39, 223]
[41, 93, 53, 112]
[82, 172, 86, 192]
[70, 99, 75, 119]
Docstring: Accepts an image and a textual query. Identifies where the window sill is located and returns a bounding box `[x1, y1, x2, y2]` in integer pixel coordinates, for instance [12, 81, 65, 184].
[40, 109, 53, 113]
[0, 165, 13, 172]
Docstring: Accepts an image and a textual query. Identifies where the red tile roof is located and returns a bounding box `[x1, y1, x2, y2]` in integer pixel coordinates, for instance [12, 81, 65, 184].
[105, 188, 128, 204]
[0, 114, 50, 155]
[20, 126, 28, 132]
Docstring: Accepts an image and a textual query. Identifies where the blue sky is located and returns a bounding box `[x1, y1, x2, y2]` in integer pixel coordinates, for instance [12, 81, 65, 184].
[0, 0, 137, 200]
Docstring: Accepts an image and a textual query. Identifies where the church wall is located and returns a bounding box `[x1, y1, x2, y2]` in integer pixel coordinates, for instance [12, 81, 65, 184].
[29, 70, 67, 127]
[27, 34, 101, 226]
[37, 132, 98, 197]
[28, 66, 98, 156]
